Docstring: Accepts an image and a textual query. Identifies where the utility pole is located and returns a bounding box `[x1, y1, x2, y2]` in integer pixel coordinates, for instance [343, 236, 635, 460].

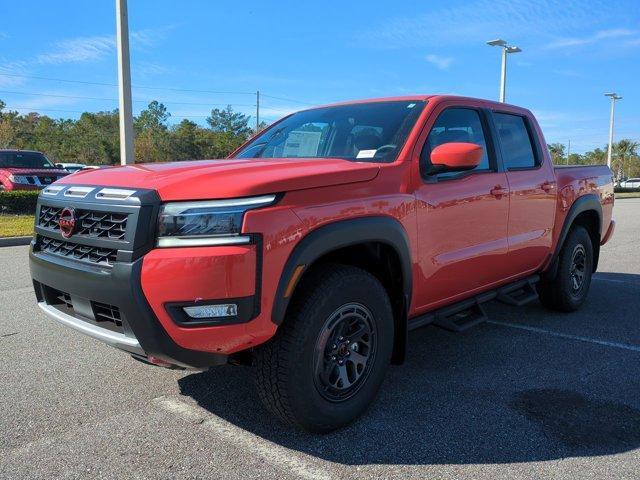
[116, 0, 134, 165]
[567, 139, 571, 164]
[604, 92, 622, 169]
[256, 90, 260, 132]
[487, 39, 522, 103]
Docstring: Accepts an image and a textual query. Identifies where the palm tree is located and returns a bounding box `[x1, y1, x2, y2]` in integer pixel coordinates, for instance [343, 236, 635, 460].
[613, 139, 639, 181]
[547, 143, 566, 164]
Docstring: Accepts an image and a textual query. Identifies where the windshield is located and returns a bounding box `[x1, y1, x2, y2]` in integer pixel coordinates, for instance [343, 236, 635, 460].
[235, 100, 425, 163]
[0, 151, 55, 169]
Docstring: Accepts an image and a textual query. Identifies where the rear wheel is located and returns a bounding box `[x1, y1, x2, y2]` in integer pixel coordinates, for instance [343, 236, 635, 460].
[254, 264, 394, 432]
[538, 226, 593, 312]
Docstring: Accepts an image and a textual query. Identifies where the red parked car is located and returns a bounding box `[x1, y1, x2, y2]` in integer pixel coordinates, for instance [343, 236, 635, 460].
[0, 150, 69, 191]
[29, 95, 615, 432]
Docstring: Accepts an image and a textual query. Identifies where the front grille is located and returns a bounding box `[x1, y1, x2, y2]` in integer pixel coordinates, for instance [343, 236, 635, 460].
[38, 205, 128, 240]
[37, 235, 117, 266]
[37, 176, 58, 185]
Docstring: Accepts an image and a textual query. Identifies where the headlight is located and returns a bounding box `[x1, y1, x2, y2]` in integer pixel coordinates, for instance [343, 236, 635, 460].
[9, 175, 31, 185]
[156, 194, 277, 247]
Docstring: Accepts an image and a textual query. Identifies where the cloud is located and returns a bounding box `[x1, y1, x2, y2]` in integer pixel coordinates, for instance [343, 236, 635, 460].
[130, 26, 175, 48]
[546, 28, 636, 49]
[354, 0, 624, 49]
[34, 27, 172, 66]
[35, 35, 115, 65]
[425, 54, 453, 70]
[3, 90, 82, 113]
[135, 61, 173, 78]
[0, 61, 30, 87]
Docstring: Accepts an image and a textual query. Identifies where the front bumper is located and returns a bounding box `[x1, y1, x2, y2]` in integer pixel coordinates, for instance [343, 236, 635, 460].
[30, 247, 228, 369]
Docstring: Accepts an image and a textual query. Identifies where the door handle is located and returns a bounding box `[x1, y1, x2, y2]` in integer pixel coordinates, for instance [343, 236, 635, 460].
[541, 181, 556, 192]
[490, 185, 508, 198]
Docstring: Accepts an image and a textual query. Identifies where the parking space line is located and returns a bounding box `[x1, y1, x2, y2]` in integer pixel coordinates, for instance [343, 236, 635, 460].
[593, 276, 639, 285]
[152, 396, 334, 480]
[487, 320, 640, 353]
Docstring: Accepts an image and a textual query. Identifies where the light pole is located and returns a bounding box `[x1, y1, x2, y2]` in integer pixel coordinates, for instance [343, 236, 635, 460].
[486, 39, 522, 103]
[116, 0, 134, 165]
[256, 90, 260, 132]
[604, 92, 622, 169]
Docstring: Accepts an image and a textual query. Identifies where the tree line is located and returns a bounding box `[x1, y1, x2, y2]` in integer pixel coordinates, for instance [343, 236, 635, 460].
[0, 99, 266, 165]
[548, 140, 640, 181]
[1, 97, 638, 181]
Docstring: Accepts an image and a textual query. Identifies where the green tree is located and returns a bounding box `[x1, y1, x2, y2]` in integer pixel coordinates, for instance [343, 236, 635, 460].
[582, 147, 607, 166]
[0, 98, 261, 164]
[548, 143, 566, 164]
[134, 102, 172, 163]
[0, 118, 15, 148]
[134, 101, 170, 132]
[206, 105, 252, 137]
[613, 139, 639, 181]
[171, 119, 201, 160]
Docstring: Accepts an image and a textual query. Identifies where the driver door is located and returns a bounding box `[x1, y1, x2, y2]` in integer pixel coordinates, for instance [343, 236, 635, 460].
[413, 105, 511, 311]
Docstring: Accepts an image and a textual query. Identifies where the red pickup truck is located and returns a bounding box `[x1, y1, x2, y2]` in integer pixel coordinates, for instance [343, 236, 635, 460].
[0, 149, 69, 191]
[29, 95, 614, 432]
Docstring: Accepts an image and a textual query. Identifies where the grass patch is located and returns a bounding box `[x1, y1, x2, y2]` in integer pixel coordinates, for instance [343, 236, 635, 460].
[615, 192, 640, 199]
[0, 214, 35, 238]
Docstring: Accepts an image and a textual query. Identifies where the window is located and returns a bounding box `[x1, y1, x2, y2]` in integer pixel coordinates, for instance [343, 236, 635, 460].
[235, 101, 425, 163]
[421, 108, 490, 178]
[493, 113, 537, 169]
[0, 151, 55, 169]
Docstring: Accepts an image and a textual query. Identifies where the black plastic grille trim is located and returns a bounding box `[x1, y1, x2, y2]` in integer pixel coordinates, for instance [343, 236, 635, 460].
[92, 301, 123, 327]
[37, 235, 117, 266]
[38, 205, 128, 240]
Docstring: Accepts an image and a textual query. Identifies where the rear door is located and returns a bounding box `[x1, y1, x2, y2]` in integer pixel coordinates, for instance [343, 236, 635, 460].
[492, 111, 556, 274]
[413, 103, 511, 311]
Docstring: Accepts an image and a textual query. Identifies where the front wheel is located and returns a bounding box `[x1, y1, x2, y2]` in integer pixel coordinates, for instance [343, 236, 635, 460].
[538, 226, 594, 312]
[254, 264, 394, 432]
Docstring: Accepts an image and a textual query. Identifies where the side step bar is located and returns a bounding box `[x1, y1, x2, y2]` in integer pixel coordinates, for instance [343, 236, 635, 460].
[408, 275, 540, 333]
[496, 276, 539, 306]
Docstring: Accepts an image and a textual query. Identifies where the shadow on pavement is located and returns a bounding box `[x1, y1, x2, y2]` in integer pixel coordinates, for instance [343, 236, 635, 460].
[178, 272, 640, 466]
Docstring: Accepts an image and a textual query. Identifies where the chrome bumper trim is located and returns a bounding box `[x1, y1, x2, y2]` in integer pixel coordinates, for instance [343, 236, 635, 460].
[37, 302, 144, 354]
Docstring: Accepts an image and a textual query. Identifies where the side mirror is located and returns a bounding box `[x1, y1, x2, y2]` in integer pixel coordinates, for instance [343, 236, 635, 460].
[55, 163, 64, 169]
[428, 142, 483, 175]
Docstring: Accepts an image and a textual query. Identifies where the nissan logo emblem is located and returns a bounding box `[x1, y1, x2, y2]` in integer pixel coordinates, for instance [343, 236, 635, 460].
[59, 207, 76, 238]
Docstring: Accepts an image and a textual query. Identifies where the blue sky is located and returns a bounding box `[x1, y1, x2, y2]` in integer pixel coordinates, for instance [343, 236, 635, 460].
[0, 0, 638, 153]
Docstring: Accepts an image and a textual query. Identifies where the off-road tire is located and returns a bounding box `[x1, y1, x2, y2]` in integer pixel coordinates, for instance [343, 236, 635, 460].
[538, 226, 593, 312]
[254, 264, 394, 432]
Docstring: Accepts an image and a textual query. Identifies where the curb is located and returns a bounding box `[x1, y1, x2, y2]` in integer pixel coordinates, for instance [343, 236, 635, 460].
[0, 236, 32, 247]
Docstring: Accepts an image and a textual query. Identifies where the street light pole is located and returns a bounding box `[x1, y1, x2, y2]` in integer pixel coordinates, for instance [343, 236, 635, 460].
[116, 0, 134, 165]
[487, 39, 522, 103]
[500, 46, 507, 103]
[256, 90, 260, 132]
[605, 92, 622, 169]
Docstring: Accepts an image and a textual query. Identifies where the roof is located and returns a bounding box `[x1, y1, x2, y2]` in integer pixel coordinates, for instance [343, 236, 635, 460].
[303, 94, 527, 112]
[0, 149, 44, 154]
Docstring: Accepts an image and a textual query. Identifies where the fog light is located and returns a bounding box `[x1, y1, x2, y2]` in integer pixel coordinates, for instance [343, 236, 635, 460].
[183, 304, 238, 319]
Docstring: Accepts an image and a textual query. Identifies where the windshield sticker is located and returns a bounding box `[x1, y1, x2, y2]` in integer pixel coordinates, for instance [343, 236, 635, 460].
[407, 103, 416, 108]
[282, 131, 322, 157]
[356, 149, 377, 159]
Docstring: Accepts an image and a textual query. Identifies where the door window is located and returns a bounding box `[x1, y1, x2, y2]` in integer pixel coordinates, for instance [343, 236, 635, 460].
[421, 108, 491, 179]
[493, 113, 538, 169]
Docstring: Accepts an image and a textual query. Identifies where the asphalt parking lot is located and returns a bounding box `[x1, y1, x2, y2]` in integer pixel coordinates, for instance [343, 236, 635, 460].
[1, 199, 639, 479]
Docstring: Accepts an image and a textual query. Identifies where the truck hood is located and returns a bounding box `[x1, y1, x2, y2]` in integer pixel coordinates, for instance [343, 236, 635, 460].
[1, 167, 69, 177]
[57, 158, 380, 200]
